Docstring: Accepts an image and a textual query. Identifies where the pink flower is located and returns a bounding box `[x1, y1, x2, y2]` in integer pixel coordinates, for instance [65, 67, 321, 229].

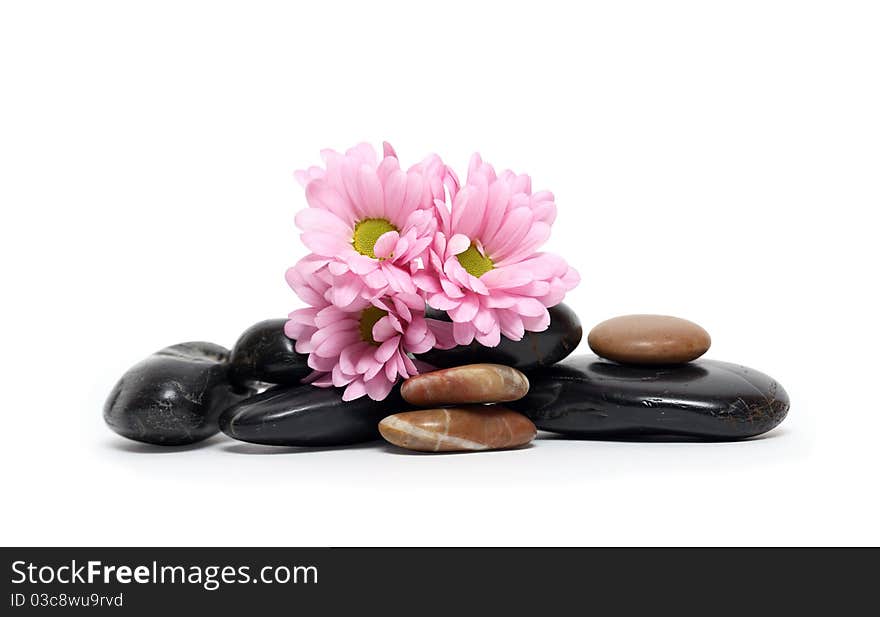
[414, 154, 579, 347]
[291, 142, 456, 309]
[284, 264, 441, 401]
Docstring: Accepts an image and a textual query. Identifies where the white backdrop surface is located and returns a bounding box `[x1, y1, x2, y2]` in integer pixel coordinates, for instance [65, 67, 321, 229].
[1, 0, 878, 546]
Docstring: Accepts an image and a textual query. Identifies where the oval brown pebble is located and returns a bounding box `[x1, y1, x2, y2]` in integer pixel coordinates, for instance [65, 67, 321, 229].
[587, 314, 711, 365]
[378, 406, 537, 452]
[401, 363, 529, 406]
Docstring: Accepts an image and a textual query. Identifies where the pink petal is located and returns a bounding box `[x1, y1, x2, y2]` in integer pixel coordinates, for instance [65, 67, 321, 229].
[343, 380, 367, 401]
[495, 222, 550, 265]
[449, 293, 479, 322]
[452, 321, 476, 345]
[480, 180, 512, 247]
[372, 316, 399, 342]
[349, 143, 378, 166]
[498, 310, 525, 340]
[383, 169, 407, 218]
[385, 355, 401, 381]
[382, 142, 398, 159]
[391, 235, 410, 260]
[332, 365, 354, 387]
[514, 297, 546, 317]
[428, 293, 460, 311]
[339, 346, 361, 375]
[375, 336, 400, 363]
[301, 231, 349, 256]
[363, 268, 389, 290]
[314, 331, 353, 357]
[364, 374, 395, 401]
[427, 319, 456, 349]
[522, 311, 551, 332]
[356, 165, 384, 219]
[310, 372, 334, 387]
[391, 297, 412, 322]
[473, 307, 496, 334]
[506, 280, 552, 297]
[397, 172, 425, 224]
[327, 260, 350, 276]
[439, 275, 465, 298]
[483, 206, 531, 257]
[305, 180, 354, 223]
[480, 265, 533, 290]
[364, 359, 384, 381]
[395, 290, 424, 310]
[347, 254, 380, 275]
[295, 207, 351, 237]
[331, 277, 362, 308]
[448, 259, 474, 289]
[405, 326, 435, 354]
[383, 263, 416, 294]
[308, 354, 336, 372]
[512, 253, 569, 280]
[455, 183, 488, 239]
[475, 323, 501, 347]
[433, 199, 451, 237]
[413, 271, 441, 293]
[449, 187, 469, 233]
[401, 354, 419, 376]
[373, 230, 399, 259]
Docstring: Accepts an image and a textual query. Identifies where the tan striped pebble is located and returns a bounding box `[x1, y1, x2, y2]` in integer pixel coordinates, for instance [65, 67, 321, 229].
[400, 364, 529, 406]
[378, 406, 537, 452]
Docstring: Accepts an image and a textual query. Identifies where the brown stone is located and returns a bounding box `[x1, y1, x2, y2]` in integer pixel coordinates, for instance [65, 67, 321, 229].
[400, 363, 529, 406]
[378, 406, 537, 452]
[587, 314, 711, 365]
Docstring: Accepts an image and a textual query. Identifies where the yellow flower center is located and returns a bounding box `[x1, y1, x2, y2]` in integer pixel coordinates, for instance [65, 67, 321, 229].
[352, 218, 398, 259]
[359, 306, 388, 345]
[456, 242, 494, 278]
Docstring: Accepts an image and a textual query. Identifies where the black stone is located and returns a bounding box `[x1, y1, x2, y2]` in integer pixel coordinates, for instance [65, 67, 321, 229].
[416, 302, 582, 371]
[509, 355, 789, 440]
[228, 318, 310, 387]
[104, 342, 253, 445]
[219, 384, 407, 447]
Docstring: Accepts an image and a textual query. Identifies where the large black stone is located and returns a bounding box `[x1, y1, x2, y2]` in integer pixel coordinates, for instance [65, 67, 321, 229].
[228, 318, 310, 387]
[104, 342, 252, 445]
[509, 355, 789, 440]
[219, 384, 407, 447]
[416, 302, 582, 371]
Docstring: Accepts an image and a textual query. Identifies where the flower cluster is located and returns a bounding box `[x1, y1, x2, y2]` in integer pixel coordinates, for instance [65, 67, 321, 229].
[286, 142, 579, 400]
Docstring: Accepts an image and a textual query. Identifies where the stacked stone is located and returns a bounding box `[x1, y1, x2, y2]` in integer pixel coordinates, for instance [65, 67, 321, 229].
[512, 314, 790, 440]
[103, 306, 790, 450]
[380, 364, 536, 452]
[103, 304, 580, 450]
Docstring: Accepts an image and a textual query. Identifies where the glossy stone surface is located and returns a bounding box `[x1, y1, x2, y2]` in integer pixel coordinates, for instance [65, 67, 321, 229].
[219, 384, 406, 447]
[588, 314, 710, 365]
[228, 318, 310, 387]
[509, 355, 789, 440]
[401, 364, 529, 406]
[379, 406, 537, 452]
[104, 342, 252, 445]
[417, 303, 582, 371]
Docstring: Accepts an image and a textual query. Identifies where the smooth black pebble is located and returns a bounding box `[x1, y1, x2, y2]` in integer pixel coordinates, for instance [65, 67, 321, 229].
[104, 342, 253, 445]
[219, 384, 406, 447]
[228, 318, 310, 387]
[509, 355, 789, 440]
[417, 302, 582, 371]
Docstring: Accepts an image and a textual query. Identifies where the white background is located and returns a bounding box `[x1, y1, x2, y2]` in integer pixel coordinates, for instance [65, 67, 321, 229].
[2, 0, 878, 546]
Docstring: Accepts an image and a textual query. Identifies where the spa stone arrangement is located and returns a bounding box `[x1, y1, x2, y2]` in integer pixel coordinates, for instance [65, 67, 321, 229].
[104, 143, 789, 452]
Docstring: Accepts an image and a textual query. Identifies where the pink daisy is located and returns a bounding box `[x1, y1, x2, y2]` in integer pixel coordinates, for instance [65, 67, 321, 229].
[292, 142, 457, 309]
[414, 154, 580, 347]
[284, 264, 441, 401]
